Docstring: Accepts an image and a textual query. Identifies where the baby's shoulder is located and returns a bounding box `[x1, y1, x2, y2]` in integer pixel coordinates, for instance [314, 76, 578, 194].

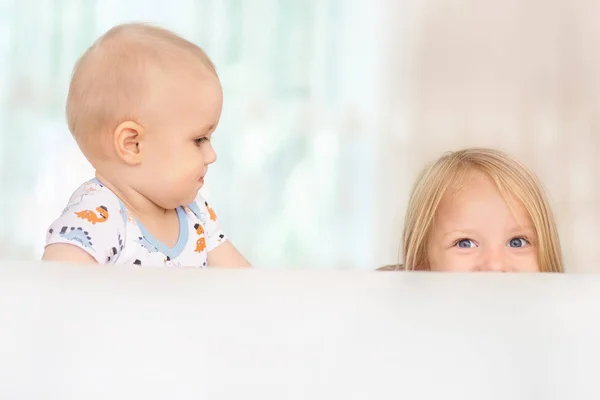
[62, 179, 120, 215]
[53, 179, 126, 234]
[46, 179, 126, 263]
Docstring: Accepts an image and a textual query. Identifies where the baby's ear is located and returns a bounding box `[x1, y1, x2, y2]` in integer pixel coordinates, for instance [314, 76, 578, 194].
[113, 121, 144, 165]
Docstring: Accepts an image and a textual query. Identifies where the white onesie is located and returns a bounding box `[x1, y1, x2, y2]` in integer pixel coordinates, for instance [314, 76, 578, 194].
[45, 178, 227, 267]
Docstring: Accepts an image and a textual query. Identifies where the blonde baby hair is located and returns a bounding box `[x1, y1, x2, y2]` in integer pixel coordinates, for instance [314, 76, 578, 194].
[66, 22, 217, 159]
[383, 148, 563, 272]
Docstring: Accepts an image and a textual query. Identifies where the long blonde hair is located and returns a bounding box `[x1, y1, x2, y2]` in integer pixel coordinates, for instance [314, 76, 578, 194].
[395, 148, 563, 272]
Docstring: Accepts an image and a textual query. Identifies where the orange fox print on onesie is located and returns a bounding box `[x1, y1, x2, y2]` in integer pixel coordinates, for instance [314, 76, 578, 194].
[75, 205, 109, 224]
[194, 223, 206, 253]
[205, 202, 217, 222]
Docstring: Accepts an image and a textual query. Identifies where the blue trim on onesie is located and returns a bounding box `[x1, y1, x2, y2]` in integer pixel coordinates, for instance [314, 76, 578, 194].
[91, 177, 189, 259]
[134, 206, 189, 259]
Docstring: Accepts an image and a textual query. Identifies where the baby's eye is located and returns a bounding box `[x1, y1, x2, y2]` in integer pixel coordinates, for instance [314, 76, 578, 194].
[195, 137, 210, 145]
[455, 239, 477, 249]
[508, 237, 529, 248]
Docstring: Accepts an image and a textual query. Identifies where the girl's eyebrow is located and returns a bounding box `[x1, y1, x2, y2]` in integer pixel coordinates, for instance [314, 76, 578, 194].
[441, 229, 479, 240]
[507, 226, 535, 236]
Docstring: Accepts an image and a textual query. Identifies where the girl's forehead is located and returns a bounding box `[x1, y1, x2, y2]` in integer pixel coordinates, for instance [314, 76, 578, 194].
[443, 168, 515, 203]
[437, 171, 532, 223]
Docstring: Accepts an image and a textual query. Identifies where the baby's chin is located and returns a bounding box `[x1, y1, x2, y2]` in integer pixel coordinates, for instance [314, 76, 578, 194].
[183, 188, 202, 205]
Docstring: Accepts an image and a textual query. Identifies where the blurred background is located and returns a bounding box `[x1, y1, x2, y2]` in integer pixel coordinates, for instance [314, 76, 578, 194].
[0, 0, 598, 271]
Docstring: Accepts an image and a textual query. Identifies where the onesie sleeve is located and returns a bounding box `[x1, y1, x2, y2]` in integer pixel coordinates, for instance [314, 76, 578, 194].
[45, 182, 126, 264]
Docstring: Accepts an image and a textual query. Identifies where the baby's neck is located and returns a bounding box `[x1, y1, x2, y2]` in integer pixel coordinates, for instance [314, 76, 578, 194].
[95, 171, 180, 247]
[94, 171, 169, 220]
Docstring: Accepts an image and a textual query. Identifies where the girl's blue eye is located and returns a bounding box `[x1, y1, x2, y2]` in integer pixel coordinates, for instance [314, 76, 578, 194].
[456, 239, 476, 248]
[508, 237, 529, 248]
